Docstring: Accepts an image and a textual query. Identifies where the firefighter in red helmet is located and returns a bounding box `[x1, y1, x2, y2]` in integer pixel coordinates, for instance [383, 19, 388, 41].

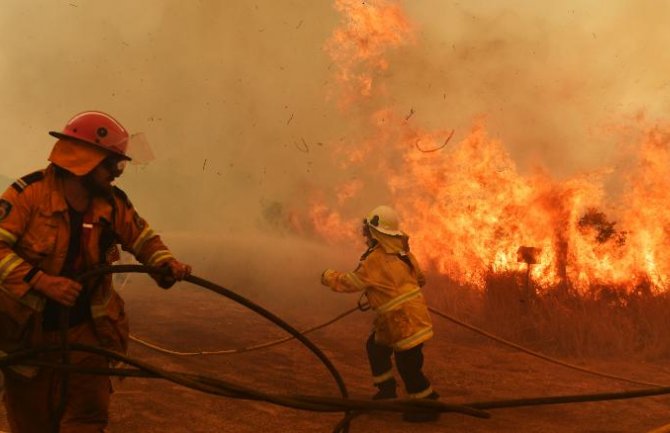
[0, 111, 191, 433]
[321, 205, 439, 422]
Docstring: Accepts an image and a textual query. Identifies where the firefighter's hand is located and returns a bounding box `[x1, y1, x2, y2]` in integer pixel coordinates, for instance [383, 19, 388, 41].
[321, 269, 336, 286]
[155, 259, 192, 289]
[167, 259, 192, 280]
[32, 273, 82, 307]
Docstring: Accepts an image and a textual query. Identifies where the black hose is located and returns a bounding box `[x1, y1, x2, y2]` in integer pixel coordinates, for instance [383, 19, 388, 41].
[76, 265, 352, 431]
[78, 265, 349, 396]
[3, 344, 489, 417]
[2, 265, 481, 431]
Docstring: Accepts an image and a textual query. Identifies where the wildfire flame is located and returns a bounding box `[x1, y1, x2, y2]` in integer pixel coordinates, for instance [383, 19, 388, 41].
[324, 0, 413, 107]
[302, 0, 670, 295]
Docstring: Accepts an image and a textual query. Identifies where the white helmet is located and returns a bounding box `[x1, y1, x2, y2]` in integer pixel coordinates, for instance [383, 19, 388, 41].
[365, 205, 403, 236]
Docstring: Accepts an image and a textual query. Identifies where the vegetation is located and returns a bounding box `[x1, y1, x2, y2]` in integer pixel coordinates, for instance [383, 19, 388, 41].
[428, 270, 670, 360]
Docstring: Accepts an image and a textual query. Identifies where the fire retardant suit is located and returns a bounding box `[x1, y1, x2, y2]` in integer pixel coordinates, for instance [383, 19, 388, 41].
[0, 166, 176, 432]
[321, 213, 437, 408]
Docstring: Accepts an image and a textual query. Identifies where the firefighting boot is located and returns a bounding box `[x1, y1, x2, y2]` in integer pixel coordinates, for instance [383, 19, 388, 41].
[402, 391, 440, 423]
[372, 378, 397, 400]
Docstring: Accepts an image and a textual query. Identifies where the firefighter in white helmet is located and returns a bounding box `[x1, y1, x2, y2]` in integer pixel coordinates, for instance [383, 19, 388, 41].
[321, 205, 438, 422]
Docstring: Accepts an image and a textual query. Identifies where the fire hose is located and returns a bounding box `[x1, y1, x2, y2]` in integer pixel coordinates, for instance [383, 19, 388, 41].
[128, 289, 664, 388]
[128, 306, 360, 356]
[4, 265, 670, 432]
[0, 265, 488, 433]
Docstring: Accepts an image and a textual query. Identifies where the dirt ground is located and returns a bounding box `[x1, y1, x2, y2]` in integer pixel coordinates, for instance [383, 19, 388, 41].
[3, 275, 670, 433]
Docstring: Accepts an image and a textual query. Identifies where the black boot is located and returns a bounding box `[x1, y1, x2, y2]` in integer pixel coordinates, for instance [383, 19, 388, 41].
[402, 391, 440, 422]
[372, 378, 397, 400]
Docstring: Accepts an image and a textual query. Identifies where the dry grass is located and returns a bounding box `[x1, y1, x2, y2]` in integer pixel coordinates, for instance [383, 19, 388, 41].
[426, 270, 670, 360]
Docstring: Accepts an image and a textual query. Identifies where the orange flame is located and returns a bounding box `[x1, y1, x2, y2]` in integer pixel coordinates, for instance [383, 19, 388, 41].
[324, 0, 413, 107]
[304, 1, 670, 295]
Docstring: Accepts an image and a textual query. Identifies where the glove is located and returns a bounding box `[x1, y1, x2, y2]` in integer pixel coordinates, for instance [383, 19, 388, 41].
[155, 269, 176, 289]
[321, 269, 336, 286]
[32, 272, 83, 307]
[154, 259, 192, 289]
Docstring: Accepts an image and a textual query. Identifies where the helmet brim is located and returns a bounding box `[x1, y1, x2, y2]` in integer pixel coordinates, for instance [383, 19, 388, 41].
[49, 131, 132, 161]
[368, 224, 404, 237]
[48, 139, 111, 176]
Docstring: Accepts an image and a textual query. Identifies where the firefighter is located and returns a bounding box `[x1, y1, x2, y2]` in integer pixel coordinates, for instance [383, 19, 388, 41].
[321, 205, 439, 422]
[0, 111, 192, 433]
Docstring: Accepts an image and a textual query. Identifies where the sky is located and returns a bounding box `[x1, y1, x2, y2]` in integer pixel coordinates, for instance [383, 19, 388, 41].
[1, 0, 668, 236]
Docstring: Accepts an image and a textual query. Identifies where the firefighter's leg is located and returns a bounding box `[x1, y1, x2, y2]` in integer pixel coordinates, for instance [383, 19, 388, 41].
[2, 367, 55, 433]
[394, 344, 439, 422]
[365, 332, 397, 399]
[59, 321, 112, 433]
[58, 356, 111, 433]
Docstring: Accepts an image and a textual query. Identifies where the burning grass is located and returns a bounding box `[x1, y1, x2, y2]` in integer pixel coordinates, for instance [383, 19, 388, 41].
[296, 0, 670, 364]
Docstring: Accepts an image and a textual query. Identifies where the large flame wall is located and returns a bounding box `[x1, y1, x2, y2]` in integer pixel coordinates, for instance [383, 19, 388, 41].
[304, 0, 670, 294]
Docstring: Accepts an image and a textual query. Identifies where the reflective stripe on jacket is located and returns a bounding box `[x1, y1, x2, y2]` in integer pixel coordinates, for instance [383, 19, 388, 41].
[0, 164, 174, 357]
[322, 239, 433, 351]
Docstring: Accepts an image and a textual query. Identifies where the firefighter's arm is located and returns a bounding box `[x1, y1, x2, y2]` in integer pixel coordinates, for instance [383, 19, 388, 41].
[0, 186, 83, 305]
[321, 269, 361, 292]
[408, 253, 426, 287]
[321, 257, 374, 293]
[0, 187, 45, 298]
[416, 269, 426, 287]
[112, 188, 191, 288]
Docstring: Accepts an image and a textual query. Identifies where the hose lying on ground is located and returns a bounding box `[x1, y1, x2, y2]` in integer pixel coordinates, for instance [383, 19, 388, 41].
[9, 342, 670, 431]
[128, 307, 359, 356]
[3, 344, 486, 417]
[4, 265, 670, 433]
[9, 265, 483, 433]
[127, 275, 665, 389]
[427, 307, 666, 388]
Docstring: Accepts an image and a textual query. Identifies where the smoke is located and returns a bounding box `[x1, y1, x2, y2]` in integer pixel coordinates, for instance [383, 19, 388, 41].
[373, 1, 670, 178]
[1, 1, 669, 291]
[0, 1, 341, 229]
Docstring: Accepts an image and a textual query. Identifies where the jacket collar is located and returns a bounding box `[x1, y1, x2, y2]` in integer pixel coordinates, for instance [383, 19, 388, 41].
[370, 229, 409, 254]
[45, 164, 114, 221]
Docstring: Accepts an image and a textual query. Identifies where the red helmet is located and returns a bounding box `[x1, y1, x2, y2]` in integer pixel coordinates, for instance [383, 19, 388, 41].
[49, 111, 131, 160]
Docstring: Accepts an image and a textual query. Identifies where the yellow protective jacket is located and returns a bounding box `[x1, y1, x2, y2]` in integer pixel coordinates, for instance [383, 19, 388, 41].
[0, 164, 175, 358]
[322, 232, 433, 351]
